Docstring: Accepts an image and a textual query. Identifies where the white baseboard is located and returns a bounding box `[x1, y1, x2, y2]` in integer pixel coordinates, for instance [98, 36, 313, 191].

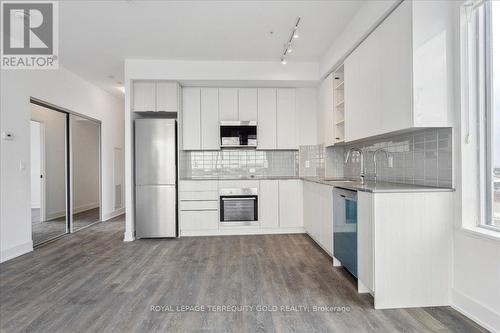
[452, 288, 500, 333]
[180, 227, 305, 237]
[73, 202, 99, 214]
[102, 208, 125, 221]
[0, 241, 33, 263]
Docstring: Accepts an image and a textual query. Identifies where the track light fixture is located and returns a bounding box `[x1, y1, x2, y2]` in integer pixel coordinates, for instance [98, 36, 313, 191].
[280, 16, 301, 65]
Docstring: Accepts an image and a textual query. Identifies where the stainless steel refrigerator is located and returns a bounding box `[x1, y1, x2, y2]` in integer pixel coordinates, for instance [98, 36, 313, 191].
[135, 119, 177, 238]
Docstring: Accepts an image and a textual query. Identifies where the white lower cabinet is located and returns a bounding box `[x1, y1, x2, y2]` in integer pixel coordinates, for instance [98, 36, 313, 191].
[303, 181, 333, 256]
[179, 211, 218, 231]
[259, 180, 279, 228]
[357, 191, 374, 294]
[318, 184, 333, 255]
[357, 191, 453, 309]
[179, 179, 305, 235]
[179, 181, 219, 235]
[278, 179, 303, 228]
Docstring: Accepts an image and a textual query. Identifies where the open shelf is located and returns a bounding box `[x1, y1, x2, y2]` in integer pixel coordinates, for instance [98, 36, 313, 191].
[332, 63, 345, 146]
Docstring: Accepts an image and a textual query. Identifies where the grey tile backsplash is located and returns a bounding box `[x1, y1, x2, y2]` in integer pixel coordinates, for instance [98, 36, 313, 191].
[179, 150, 299, 178]
[299, 128, 453, 188]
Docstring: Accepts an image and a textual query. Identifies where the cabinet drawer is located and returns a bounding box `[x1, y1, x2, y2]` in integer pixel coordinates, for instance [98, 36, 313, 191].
[179, 200, 218, 211]
[179, 191, 219, 201]
[180, 210, 219, 230]
[179, 180, 218, 192]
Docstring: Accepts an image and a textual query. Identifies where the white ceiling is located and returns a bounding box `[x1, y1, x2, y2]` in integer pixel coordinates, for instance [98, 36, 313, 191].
[59, 1, 363, 97]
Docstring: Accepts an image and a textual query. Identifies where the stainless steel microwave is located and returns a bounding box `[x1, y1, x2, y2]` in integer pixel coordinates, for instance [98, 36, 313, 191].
[220, 121, 257, 148]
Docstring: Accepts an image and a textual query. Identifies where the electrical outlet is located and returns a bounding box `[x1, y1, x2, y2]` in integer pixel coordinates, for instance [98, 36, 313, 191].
[249, 168, 255, 173]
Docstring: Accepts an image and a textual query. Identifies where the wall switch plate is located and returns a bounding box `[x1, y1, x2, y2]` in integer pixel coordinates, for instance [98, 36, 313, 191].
[2, 132, 14, 140]
[305, 160, 310, 168]
[249, 168, 255, 173]
[19, 160, 26, 171]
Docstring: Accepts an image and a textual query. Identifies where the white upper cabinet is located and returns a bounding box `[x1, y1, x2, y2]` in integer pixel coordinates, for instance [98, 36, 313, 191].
[218, 88, 239, 121]
[344, 0, 454, 142]
[276, 88, 297, 149]
[181, 86, 316, 151]
[132, 81, 156, 112]
[156, 81, 180, 112]
[296, 88, 318, 146]
[201, 88, 220, 150]
[182, 88, 201, 150]
[238, 88, 258, 121]
[133, 81, 180, 113]
[411, 0, 455, 127]
[345, 1, 411, 142]
[257, 88, 277, 149]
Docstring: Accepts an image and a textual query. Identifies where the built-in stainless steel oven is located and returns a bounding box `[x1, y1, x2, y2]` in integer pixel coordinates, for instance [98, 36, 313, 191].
[219, 188, 258, 226]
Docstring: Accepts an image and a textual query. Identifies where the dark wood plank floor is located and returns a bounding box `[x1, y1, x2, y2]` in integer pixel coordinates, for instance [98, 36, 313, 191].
[0, 216, 488, 333]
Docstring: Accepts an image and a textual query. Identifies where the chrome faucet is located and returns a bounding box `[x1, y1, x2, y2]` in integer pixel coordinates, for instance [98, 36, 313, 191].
[345, 147, 365, 184]
[373, 148, 390, 183]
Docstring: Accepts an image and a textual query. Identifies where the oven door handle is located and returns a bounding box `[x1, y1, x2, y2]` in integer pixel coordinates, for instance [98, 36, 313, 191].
[221, 197, 256, 201]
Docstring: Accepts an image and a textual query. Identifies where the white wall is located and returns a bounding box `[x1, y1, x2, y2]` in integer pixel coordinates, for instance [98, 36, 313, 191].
[30, 122, 41, 209]
[0, 66, 124, 262]
[125, 59, 319, 83]
[72, 118, 100, 213]
[31, 105, 67, 219]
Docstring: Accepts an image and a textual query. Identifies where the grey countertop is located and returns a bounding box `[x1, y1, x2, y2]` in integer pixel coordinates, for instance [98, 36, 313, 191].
[180, 175, 300, 181]
[180, 176, 455, 192]
[303, 177, 455, 193]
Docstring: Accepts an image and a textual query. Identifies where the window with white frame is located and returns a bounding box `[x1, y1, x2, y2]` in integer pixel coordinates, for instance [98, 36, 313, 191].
[463, 0, 499, 230]
[489, 0, 500, 228]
